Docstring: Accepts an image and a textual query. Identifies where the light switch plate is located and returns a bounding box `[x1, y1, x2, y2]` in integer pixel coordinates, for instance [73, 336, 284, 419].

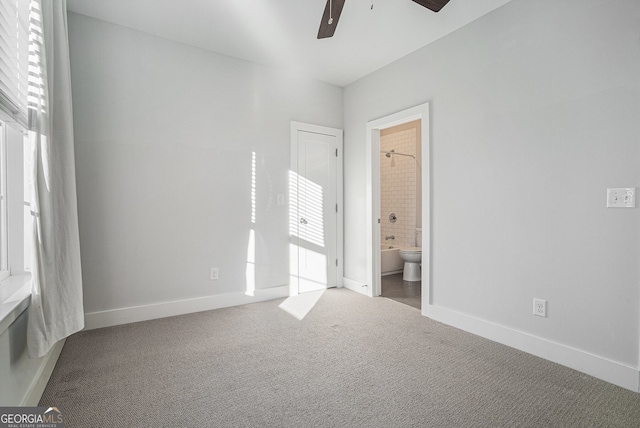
[277, 194, 285, 206]
[607, 188, 636, 208]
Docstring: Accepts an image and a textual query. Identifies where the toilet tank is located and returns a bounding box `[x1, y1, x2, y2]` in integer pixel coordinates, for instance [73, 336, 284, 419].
[416, 228, 422, 247]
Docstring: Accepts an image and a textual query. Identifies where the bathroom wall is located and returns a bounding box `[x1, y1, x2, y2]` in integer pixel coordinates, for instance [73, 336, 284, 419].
[380, 120, 421, 248]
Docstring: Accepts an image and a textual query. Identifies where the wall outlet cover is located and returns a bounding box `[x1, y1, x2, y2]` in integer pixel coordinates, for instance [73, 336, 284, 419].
[533, 298, 546, 318]
[606, 188, 636, 208]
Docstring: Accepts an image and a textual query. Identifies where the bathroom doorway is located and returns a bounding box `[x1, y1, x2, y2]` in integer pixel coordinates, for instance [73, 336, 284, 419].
[379, 120, 422, 309]
[365, 103, 430, 315]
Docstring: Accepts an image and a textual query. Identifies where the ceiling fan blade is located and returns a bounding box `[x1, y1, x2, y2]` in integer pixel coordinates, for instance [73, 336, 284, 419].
[317, 0, 346, 39]
[410, 0, 451, 13]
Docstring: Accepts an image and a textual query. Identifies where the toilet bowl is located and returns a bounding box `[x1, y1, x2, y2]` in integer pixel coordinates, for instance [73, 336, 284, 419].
[399, 247, 422, 281]
[399, 228, 422, 282]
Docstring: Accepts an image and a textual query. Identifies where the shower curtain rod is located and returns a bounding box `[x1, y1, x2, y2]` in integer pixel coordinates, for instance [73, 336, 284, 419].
[380, 149, 416, 159]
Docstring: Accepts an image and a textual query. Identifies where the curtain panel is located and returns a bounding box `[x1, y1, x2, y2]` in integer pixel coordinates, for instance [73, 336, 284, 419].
[27, 0, 84, 359]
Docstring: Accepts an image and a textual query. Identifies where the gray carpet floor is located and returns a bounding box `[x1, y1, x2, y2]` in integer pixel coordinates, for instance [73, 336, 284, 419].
[40, 289, 640, 427]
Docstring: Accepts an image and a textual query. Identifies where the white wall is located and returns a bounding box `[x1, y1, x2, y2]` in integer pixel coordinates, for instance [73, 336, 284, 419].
[68, 13, 342, 323]
[344, 0, 640, 386]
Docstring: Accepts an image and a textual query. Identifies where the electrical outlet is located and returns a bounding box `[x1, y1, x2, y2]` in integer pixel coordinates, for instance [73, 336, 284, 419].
[533, 298, 546, 317]
[210, 268, 219, 280]
[607, 188, 636, 208]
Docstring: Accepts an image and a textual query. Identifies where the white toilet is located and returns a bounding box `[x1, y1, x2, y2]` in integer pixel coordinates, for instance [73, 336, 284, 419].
[399, 228, 422, 282]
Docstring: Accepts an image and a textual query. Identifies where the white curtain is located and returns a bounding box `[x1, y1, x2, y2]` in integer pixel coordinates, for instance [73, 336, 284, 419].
[27, 0, 84, 359]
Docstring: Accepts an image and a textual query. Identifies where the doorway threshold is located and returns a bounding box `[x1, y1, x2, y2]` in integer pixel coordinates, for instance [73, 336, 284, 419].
[380, 273, 421, 309]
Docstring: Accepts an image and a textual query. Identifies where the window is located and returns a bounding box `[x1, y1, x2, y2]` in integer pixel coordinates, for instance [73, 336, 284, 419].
[22, 127, 30, 273]
[0, 0, 34, 282]
[0, 122, 8, 281]
[0, 0, 30, 128]
[0, 118, 30, 284]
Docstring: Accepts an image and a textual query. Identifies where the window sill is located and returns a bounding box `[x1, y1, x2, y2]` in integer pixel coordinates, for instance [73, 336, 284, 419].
[0, 274, 31, 335]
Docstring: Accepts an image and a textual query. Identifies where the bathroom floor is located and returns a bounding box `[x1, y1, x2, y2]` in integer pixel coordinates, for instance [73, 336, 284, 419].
[381, 273, 421, 309]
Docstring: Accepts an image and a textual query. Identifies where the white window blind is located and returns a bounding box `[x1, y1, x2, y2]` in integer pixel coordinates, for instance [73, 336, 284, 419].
[0, 0, 30, 127]
[27, 0, 45, 116]
[0, 122, 8, 279]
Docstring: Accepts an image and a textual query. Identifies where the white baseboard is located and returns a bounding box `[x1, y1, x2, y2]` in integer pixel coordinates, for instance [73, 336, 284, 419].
[426, 304, 640, 393]
[382, 270, 403, 276]
[84, 286, 289, 330]
[23, 339, 66, 406]
[342, 277, 368, 296]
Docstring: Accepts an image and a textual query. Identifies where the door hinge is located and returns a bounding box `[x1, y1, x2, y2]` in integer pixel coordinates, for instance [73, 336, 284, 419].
[336, 204, 338, 212]
[336, 259, 338, 266]
[378, 218, 381, 224]
[335, 148, 338, 157]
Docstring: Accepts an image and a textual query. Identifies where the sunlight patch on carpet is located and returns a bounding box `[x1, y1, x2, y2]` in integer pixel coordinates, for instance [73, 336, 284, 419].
[278, 289, 326, 320]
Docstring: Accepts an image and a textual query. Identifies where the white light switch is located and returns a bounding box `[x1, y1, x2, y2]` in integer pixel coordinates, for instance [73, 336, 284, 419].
[277, 194, 285, 206]
[607, 188, 636, 208]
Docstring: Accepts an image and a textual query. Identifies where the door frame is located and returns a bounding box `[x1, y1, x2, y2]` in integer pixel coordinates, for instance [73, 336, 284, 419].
[290, 121, 343, 296]
[365, 103, 431, 315]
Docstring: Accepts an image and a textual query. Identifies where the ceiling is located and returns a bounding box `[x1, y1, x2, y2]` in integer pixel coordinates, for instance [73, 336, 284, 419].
[66, 0, 513, 87]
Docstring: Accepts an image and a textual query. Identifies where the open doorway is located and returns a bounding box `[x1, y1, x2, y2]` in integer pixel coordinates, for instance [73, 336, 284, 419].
[365, 103, 430, 316]
[379, 120, 422, 309]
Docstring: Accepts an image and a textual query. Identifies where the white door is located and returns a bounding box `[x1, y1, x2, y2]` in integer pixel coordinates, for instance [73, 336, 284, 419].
[290, 124, 342, 295]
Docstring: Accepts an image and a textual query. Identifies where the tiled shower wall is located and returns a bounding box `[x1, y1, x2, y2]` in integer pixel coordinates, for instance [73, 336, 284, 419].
[380, 121, 420, 248]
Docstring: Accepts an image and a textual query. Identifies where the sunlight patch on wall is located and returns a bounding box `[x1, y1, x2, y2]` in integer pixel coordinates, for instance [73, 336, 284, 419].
[246, 151, 257, 296]
[288, 170, 325, 248]
[245, 229, 255, 296]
